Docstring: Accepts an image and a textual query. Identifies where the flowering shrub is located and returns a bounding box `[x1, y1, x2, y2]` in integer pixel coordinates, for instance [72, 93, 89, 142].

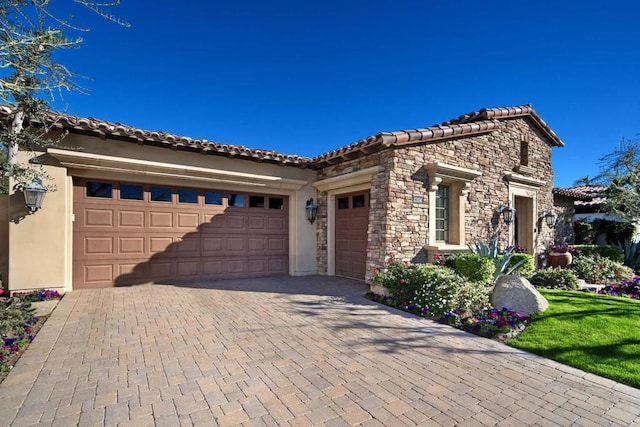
[1, 297, 39, 375]
[506, 244, 528, 254]
[549, 244, 581, 255]
[570, 255, 618, 284]
[372, 256, 425, 303]
[453, 281, 490, 317]
[443, 308, 528, 337]
[433, 253, 463, 269]
[598, 277, 640, 299]
[411, 267, 463, 316]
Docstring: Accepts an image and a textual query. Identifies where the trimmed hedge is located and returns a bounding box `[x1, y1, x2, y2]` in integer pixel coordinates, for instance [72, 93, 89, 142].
[530, 268, 579, 290]
[505, 253, 535, 278]
[454, 254, 495, 283]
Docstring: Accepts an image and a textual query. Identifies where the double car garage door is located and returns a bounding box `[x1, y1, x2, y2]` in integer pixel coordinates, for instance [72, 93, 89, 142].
[73, 179, 289, 288]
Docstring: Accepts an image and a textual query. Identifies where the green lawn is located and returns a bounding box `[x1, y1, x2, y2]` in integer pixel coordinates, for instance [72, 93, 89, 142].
[508, 289, 640, 388]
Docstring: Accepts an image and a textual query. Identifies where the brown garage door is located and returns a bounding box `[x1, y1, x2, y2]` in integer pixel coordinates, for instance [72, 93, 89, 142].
[73, 179, 288, 288]
[335, 191, 370, 280]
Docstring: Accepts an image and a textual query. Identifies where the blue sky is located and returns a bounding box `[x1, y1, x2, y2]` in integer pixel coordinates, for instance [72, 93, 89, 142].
[48, 0, 639, 188]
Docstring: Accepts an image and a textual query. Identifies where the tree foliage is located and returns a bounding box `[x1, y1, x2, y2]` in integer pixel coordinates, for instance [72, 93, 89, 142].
[0, 0, 127, 189]
[595, 137, 640, 222]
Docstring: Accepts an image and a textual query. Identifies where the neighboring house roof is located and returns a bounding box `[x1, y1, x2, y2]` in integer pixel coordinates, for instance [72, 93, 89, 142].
[0, 103, 564, 170]
[553, 186, 603, 204]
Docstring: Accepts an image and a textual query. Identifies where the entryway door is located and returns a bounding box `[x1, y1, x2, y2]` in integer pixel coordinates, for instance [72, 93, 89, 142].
[334, 191, 370, 280]
[514, 196, 534, 254]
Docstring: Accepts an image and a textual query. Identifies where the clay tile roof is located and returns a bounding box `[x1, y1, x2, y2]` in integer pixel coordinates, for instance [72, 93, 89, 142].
[553, 186, 601, 202]
[0, 105, 311, 168]
[312, 104, 564, 167]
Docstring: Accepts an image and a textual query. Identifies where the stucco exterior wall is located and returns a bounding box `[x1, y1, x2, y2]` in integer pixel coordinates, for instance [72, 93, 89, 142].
[7, 150, 72, 293]
[5, 134, 320, 291]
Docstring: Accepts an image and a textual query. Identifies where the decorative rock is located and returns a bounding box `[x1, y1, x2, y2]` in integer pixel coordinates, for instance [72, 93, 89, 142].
[491, 275, 549, 316]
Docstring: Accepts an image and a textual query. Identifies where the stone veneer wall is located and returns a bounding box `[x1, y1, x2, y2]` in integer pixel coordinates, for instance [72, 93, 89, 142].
[314, 152, 393, 278]
[553, 194, 576, 244]
[316, 117, 558, 282]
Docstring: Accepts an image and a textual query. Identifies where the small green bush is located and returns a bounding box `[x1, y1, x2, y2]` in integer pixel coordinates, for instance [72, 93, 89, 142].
[614, 264, 635, 281]
[570, 255, 618, 284]
[530, 268, 579, 290]
[504, 253, 535, 278]
[453, 281, 490, 317]
[455, 254, 495, 283]
[412, 266, 464, 316]
[573, 245, 624, 263]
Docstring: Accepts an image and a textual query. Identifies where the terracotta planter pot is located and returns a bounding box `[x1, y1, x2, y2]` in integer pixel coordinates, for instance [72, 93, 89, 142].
[548, 251, 573, 268]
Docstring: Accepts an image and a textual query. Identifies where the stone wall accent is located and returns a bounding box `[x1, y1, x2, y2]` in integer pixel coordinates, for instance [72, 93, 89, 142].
[553, 194, 576, 244]
[315, 117, 558, 283]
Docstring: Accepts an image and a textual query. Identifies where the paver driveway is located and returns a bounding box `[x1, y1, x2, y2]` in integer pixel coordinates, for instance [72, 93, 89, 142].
[1, 276, 640, 426]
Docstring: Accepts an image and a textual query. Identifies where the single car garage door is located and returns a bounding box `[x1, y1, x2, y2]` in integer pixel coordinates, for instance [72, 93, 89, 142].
[73, 179, 289, 288]
[335, 191, 370, 280]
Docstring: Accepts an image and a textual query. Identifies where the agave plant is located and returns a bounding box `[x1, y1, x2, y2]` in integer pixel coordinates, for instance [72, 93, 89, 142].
[469, 237, 526, 283]
[615, 239, 640, 271]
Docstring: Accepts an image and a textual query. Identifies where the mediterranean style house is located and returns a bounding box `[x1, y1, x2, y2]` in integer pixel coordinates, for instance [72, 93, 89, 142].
[0, 104, 564, 293]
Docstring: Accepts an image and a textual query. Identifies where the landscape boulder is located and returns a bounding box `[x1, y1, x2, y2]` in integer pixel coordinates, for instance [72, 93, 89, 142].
[491, 275, 549, 316]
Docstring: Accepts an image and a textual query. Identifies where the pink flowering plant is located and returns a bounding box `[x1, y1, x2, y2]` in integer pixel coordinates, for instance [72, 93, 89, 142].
[443, 307, 529, 338]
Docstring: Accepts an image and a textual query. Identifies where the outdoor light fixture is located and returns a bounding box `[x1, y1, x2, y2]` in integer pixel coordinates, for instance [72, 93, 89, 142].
[22, 176, 47, 213]
[305, 198, 318, 224]
[540, 209, 558, 229]
[497, 201, 516, 226]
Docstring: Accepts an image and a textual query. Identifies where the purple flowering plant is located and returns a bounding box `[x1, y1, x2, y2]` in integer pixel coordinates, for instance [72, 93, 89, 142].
[598, 276, 640, 299]
[506, 244, 528, 254]
[443, 307, 528, 337]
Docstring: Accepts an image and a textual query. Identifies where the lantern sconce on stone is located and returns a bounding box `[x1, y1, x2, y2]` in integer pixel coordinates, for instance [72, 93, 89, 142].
[22, 176, 47, 214]
[539, 209, 558, 229]
[497, 201, 516, 226]
[305, 198, 318, 224]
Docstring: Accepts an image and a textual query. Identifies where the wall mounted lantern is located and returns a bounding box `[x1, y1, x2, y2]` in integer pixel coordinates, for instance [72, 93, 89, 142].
[23, 176, 47, 213]
[497, 201, 516, 225]
[305, 198, 318, 224]
[540, 209, 558, 229]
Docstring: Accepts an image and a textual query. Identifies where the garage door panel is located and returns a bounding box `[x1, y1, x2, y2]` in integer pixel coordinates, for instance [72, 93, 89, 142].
[150, 237, 176, 254]
[226, 237, 245, 252]
[249, 259, 266, 273]
[85, 264, 114, 283]
[177, 261, 199, 277]
[248, 216, 265, 229]
[227, 260, 247, 274]
[202, 237, 223, 253]
[267, 217, 286, 232]
[226, 215, 245, 229]
[248, 237, 265, 252]
[119, 210, 145, 227]
[85, 237, 113, 255]
[177, 213, 199, 229]
[149, 261, 175, 279]
[177, 236, 200, 254]
[149, 212, 173, 228]
[73, 180, 288, 288]
[85, 209, 114, 226]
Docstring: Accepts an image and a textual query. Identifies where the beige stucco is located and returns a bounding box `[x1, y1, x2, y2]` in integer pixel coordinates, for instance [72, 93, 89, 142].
[4, 134, 320, 292]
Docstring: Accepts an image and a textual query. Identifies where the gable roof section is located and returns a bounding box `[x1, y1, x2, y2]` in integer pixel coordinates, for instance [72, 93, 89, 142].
[1, 103, 563, 170]
[0, 105, 312, 168]
[312, 104, 564, 168]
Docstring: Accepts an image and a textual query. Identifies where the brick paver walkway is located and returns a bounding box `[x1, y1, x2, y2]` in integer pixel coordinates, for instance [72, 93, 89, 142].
[1, 276, 639, 426]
